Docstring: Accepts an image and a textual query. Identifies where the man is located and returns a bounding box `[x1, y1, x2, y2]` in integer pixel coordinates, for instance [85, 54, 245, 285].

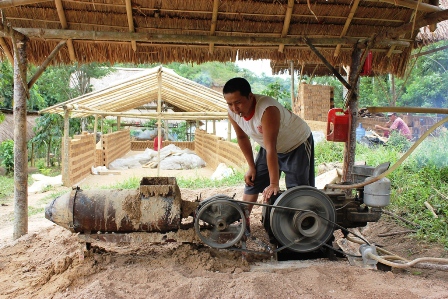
[375, 112, 412, 140]
[223, 77, 314, 215]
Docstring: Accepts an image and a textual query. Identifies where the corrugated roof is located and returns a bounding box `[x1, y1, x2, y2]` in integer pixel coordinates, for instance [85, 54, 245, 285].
[39, 66, 228, 119]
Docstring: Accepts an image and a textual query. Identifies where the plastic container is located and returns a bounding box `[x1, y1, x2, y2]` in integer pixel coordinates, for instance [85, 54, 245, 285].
[327, 108, 351, 142]
[356, 123, 366, 141]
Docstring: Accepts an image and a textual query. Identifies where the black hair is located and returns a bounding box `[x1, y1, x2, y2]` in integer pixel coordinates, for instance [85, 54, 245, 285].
[223, 77, 252, 97]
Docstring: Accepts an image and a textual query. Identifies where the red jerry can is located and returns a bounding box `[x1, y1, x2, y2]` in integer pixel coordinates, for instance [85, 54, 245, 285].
[327, 108, 351, 142]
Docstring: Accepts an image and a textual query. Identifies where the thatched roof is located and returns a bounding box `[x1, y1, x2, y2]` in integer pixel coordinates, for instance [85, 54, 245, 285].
[39, 66, 228, 119]
[0, 110, 38, 143]
[1, 0, 447, 78]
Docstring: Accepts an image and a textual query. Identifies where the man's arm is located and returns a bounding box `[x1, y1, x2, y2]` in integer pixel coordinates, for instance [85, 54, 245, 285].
[228, 114, 256, 186]
[261, 106, 281, 200]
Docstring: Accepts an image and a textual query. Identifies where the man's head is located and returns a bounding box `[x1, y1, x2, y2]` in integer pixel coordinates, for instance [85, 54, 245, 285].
[388, 112, 397, 120]
[223, 78, 255, 117]
[223, 77, 252, 97]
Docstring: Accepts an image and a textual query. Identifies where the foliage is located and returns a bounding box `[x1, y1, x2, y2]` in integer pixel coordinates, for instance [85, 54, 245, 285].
[32, 114, 64, 167]
[176, 170, 245, 188]
[171, 121, 188, 141]
[317, 136, 448, 248]
[0, 175, 15, 201]
[261, 81, 291, 111]
[314, 141, 344, 166]
[0, 60, 14, 109]
[386, 130, 412, 152]
[0, 140, 15, 173]
[406, 130, 448, 169]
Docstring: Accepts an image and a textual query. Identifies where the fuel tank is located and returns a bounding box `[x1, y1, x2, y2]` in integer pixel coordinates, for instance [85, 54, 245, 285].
[45, 177, 182, 233]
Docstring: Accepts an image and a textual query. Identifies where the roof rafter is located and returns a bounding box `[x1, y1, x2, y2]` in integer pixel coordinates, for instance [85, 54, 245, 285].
[208, 0, 220, 54]
[278, 0, 294, 53]
[0, 37, 13, 64]
[366, 0, 443, 12]
[125, 0, 137, 52]
[55, 0, 76, 61]
[334, 0, 360, 57]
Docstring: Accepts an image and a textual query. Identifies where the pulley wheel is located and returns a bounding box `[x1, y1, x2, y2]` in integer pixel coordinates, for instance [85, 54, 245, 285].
[194, 196, 246, 249]
[270, 186, 335, 253]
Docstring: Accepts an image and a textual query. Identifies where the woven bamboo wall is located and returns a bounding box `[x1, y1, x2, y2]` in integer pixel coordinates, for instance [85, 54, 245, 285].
[68, 133, 95, 186]
[195, 130, 246, 170]
[130, 140, 195, 151]
[99, 130, 131, 167]
[294, 83, 333, 122]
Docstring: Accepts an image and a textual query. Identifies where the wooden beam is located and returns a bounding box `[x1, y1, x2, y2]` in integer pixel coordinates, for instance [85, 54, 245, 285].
[0, 0, 49, 7]
[278, 0, 294, 53]
[5, 28, 411, 48]
[334, 0, 360, 57]
[208, 0, 220, 54]
[304, 38, 351, 90]
[125, 0, 137, 51]
[384, 9, 448, 38]
[28, 40, 66, 89]
[366, 0, 442, 13]
[366, 106, 448, 114]
[411, 44, 448, 57]
[429, 0, 439, 31]
[0, 37, 13, 64]
[55, 0, 76, 61]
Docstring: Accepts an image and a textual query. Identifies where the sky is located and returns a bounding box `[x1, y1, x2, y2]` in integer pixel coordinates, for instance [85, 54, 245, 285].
[235, 59, 290, 79]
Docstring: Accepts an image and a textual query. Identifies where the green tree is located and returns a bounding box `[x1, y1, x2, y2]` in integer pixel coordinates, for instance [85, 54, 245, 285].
[31, 114, 64, 167]
[261, 81, 292, 111]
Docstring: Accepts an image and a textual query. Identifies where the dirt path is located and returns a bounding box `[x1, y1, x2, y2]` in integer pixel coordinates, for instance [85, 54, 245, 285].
[1, 168, 447, 299]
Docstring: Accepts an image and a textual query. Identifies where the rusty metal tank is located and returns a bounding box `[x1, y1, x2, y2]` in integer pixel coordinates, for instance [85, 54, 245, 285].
[45, 177, 182, 233]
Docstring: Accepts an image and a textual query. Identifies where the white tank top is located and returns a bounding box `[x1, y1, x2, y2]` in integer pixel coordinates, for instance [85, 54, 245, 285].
[228, 94, 311, 153]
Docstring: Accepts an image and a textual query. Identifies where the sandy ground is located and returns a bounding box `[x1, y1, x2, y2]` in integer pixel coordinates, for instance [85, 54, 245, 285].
[1, 166, 448, 299]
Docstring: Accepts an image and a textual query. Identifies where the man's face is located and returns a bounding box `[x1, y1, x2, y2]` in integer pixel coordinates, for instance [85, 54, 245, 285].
[224, 91, 253, 117]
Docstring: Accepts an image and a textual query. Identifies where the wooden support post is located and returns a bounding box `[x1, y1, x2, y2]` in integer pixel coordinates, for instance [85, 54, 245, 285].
[94, 114, 98, 136]
[227, 120, 231, 141]
[157, 68, 162, 177]
[62, 107, 70, 186]
[205, 120, 208, 132]
[290, 60, 294, 109]
[13, 34, 28, 240]
[213, 120, 216, 135]
[100, 116, 104, 133]
[343, 46, 362, 183]
[117, 116, 121, 130]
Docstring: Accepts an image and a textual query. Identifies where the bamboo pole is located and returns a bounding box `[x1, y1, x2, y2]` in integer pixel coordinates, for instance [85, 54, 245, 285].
[334, 0, 360, 57]
[289, 60, 294, 109]
[62, 108, 70, 187]
[227, 120, 231, 141]
[28, 40, 66, 89]
[54, 0, 76, 61]
[94, 114, 98, 136]
[125, 0, 137, 51]
[13, 34, 28, 240]
[0, 37, 14, 64]
[367, 106, 448, 114]
[117, 116, 121, 130]
[7, 28, 411, 48]
[157, 68, 162, 177]
[213, 120, 216, 135]
[278, 0, 294, 53]
[208, 0, 220, 54]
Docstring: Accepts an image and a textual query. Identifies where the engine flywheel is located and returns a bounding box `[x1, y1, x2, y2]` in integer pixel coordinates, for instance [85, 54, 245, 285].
[270, 186, 336, 253]
[194, 195, 246, 249]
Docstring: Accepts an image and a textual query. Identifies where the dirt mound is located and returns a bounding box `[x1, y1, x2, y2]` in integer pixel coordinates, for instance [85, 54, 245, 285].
[1, 185, 448, 299]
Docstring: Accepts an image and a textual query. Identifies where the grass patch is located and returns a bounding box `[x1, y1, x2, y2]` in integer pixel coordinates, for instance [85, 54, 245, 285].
[177, 170, 244, 189]
[316, 131, 448, 249]
[101, 176, 140, 190]
[0, 175, 15, 202]
[28, 206, 44, 216]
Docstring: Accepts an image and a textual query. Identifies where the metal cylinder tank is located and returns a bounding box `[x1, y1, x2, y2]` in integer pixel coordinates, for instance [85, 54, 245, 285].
[45, 177, 182, 233]
[363, 177, 391, 208]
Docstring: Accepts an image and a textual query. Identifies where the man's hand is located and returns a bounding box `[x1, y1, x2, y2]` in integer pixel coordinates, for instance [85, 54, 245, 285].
[244, 167, 256, 187]
[262, 183, 280, 202]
